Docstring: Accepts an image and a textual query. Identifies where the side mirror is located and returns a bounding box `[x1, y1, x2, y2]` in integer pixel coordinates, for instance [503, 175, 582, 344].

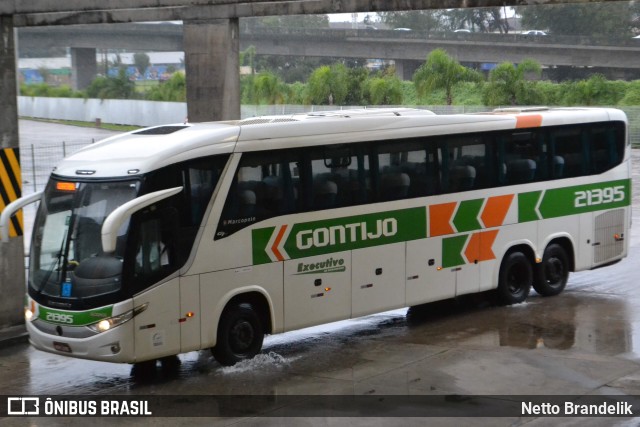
[0, 191, 43, 243]
[101, 186, 182, 254]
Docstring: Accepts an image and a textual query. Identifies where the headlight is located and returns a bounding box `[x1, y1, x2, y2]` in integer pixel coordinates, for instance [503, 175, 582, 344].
[24, 300, 36, 322]
[87, 303, 148, 334]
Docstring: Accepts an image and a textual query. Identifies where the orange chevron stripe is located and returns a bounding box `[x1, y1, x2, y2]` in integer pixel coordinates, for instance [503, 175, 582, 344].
[481, 194, 514, 228]
[271, 225, 288, 261]
[464, 229, 499, 263]
[515, 114, 542, 128]
[429, 202, 456, 236]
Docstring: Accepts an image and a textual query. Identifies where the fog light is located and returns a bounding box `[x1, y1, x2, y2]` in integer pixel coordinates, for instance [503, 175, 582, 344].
[24, 308, 34, 321]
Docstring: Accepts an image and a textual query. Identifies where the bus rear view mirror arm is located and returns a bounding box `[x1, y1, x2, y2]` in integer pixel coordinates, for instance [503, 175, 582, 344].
[0, 191, 43, 243]
[101, 186, 183, 254]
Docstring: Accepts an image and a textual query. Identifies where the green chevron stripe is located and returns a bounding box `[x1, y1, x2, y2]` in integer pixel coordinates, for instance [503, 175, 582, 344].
[442, 235, 468, 268]
[518, 191, 542, 223]
[453, 198, 483, 232]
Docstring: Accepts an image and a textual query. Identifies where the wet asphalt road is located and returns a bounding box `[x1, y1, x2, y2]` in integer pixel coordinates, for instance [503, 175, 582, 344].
[2, 121, 640, 426]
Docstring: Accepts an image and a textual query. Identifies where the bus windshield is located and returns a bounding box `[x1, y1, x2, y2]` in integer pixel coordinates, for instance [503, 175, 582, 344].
[29, 179, 139, 307]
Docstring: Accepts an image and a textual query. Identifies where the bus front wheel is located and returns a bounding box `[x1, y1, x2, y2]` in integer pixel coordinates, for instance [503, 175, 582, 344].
[212, 303, 264, 366]
[496, 251, 532, 305]
[533, 244, 569, 297]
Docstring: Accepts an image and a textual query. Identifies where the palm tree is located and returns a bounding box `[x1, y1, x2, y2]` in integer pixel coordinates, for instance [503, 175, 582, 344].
[306, 63, 349, 105]
[365, 75, 403, 105]
[483, 59, 542, 106]
[412, 49, 480, 105]
[254, 72, 289, 104]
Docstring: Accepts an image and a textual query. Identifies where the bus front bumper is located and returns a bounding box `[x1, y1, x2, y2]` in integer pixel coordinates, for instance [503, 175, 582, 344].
[26, 319, 136, 363]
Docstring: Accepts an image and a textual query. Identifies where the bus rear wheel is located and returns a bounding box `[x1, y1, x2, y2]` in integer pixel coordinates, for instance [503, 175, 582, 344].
[212, 303, 264, 366]
[497, 251, 532, 305]
[533, 244, 569, 297]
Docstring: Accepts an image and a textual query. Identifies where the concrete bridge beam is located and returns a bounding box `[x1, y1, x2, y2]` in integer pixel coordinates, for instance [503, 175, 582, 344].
[184, 19, 240, 122]
[71, 47, 97, 90]
[0, 16, 25, 329]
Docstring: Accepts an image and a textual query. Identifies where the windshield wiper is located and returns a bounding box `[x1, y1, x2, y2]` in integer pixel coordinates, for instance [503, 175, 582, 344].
[37, 234, 66, 294]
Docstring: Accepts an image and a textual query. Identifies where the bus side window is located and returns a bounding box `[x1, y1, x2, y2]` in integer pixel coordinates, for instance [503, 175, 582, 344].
[376, 139, 437, 200]
[590, 125, 621, 174]
[445, 136, 489, 192]
[500, 131, 539, 185]
[217, 151, 299, 237]
[310, 145, 370, 209]
[551, 128, 584, 178]
[129, 207, 179, 293]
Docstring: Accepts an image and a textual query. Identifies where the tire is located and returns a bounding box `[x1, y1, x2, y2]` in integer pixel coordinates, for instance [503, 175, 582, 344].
[533, 243, 569, 297]
[212, 303, 264, 366]
[496, 251, 532, 305]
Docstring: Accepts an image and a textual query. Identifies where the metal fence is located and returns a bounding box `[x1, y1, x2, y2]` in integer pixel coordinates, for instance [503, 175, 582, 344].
[21, 139, 96, 194]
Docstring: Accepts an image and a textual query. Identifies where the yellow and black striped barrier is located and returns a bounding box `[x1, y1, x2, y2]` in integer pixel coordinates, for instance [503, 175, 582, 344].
[0, 147, 22, 239]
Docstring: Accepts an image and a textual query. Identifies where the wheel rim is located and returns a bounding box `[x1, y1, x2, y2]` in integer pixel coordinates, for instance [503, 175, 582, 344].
[229, 319, 255, 354]
[545, 256, 565, 286]
[507, 262, 529, 296]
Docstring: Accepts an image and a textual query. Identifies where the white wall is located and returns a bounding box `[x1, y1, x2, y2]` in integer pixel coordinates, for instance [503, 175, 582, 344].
[17, 97, 376, 126]
[18, 96, 188, 127]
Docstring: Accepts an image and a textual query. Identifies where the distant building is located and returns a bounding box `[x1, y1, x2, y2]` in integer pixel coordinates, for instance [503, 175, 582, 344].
[18, 51, 185, 85]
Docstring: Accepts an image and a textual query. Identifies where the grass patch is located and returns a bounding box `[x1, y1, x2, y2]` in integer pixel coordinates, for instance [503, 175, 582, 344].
[21, 117, 141, 132]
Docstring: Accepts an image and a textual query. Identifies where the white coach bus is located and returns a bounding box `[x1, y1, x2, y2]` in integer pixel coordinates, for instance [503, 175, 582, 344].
[2, 107, 631, 366]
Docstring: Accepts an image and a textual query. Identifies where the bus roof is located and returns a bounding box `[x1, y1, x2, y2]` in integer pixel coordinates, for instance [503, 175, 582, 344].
[52, 107, 626, 179]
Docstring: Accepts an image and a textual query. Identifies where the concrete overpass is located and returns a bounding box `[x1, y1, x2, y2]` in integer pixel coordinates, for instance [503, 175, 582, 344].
[19, 24, 640, 85]
[0, 0, 625, 329]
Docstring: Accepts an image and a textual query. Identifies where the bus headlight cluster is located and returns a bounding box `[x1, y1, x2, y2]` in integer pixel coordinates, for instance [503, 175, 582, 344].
[88, 303, 148, 334]
[24, 301, 36, 322]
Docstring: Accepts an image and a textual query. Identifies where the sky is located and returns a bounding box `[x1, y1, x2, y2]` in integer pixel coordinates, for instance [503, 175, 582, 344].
[327, 13, 369, 22]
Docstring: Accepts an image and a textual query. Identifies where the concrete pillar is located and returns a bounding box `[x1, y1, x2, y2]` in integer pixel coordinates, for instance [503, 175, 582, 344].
[183, 19, 240, 122]
[0, 15, 25, 329]
[71, 47, 97, 90]
[393, 59, 404, 80]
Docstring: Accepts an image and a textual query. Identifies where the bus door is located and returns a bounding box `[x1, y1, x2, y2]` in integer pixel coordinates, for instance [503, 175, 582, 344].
[130, 207, 182, 361]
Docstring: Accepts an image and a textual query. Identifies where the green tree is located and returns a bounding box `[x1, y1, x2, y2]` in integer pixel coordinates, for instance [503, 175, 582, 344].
[378, 11, 441, 31]
[85, 68, 135, 99]
[306, 63, 349, 105]
[253, 72, 289, 104]
[482, 59, 542, 106]
[560, 74, 625, 106]
[365, 74, 404, 105]
[517, 3, 636, 37]
[133, 53, 150, 77]
[413, 49, 481, 105]
[344, 67, 370, 106]
[438, 8, 508, 32]
[146, 71, 186, 102]
[619, 81, 640, 106]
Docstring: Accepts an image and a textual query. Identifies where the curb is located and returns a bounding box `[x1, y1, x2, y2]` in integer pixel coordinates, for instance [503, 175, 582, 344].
[0, 324, 29, 349]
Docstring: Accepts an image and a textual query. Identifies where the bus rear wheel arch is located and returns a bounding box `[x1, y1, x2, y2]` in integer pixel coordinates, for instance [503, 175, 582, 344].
[534, 242, 570, 297]
[212, 302, 265, 366]
[496, 249, 533, 305]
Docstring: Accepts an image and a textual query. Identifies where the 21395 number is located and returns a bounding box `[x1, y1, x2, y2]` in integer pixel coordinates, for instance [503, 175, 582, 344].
[574, 185, 625, 208]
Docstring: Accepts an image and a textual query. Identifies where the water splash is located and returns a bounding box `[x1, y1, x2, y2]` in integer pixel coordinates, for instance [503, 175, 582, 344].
[219, 351, 297, 374]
